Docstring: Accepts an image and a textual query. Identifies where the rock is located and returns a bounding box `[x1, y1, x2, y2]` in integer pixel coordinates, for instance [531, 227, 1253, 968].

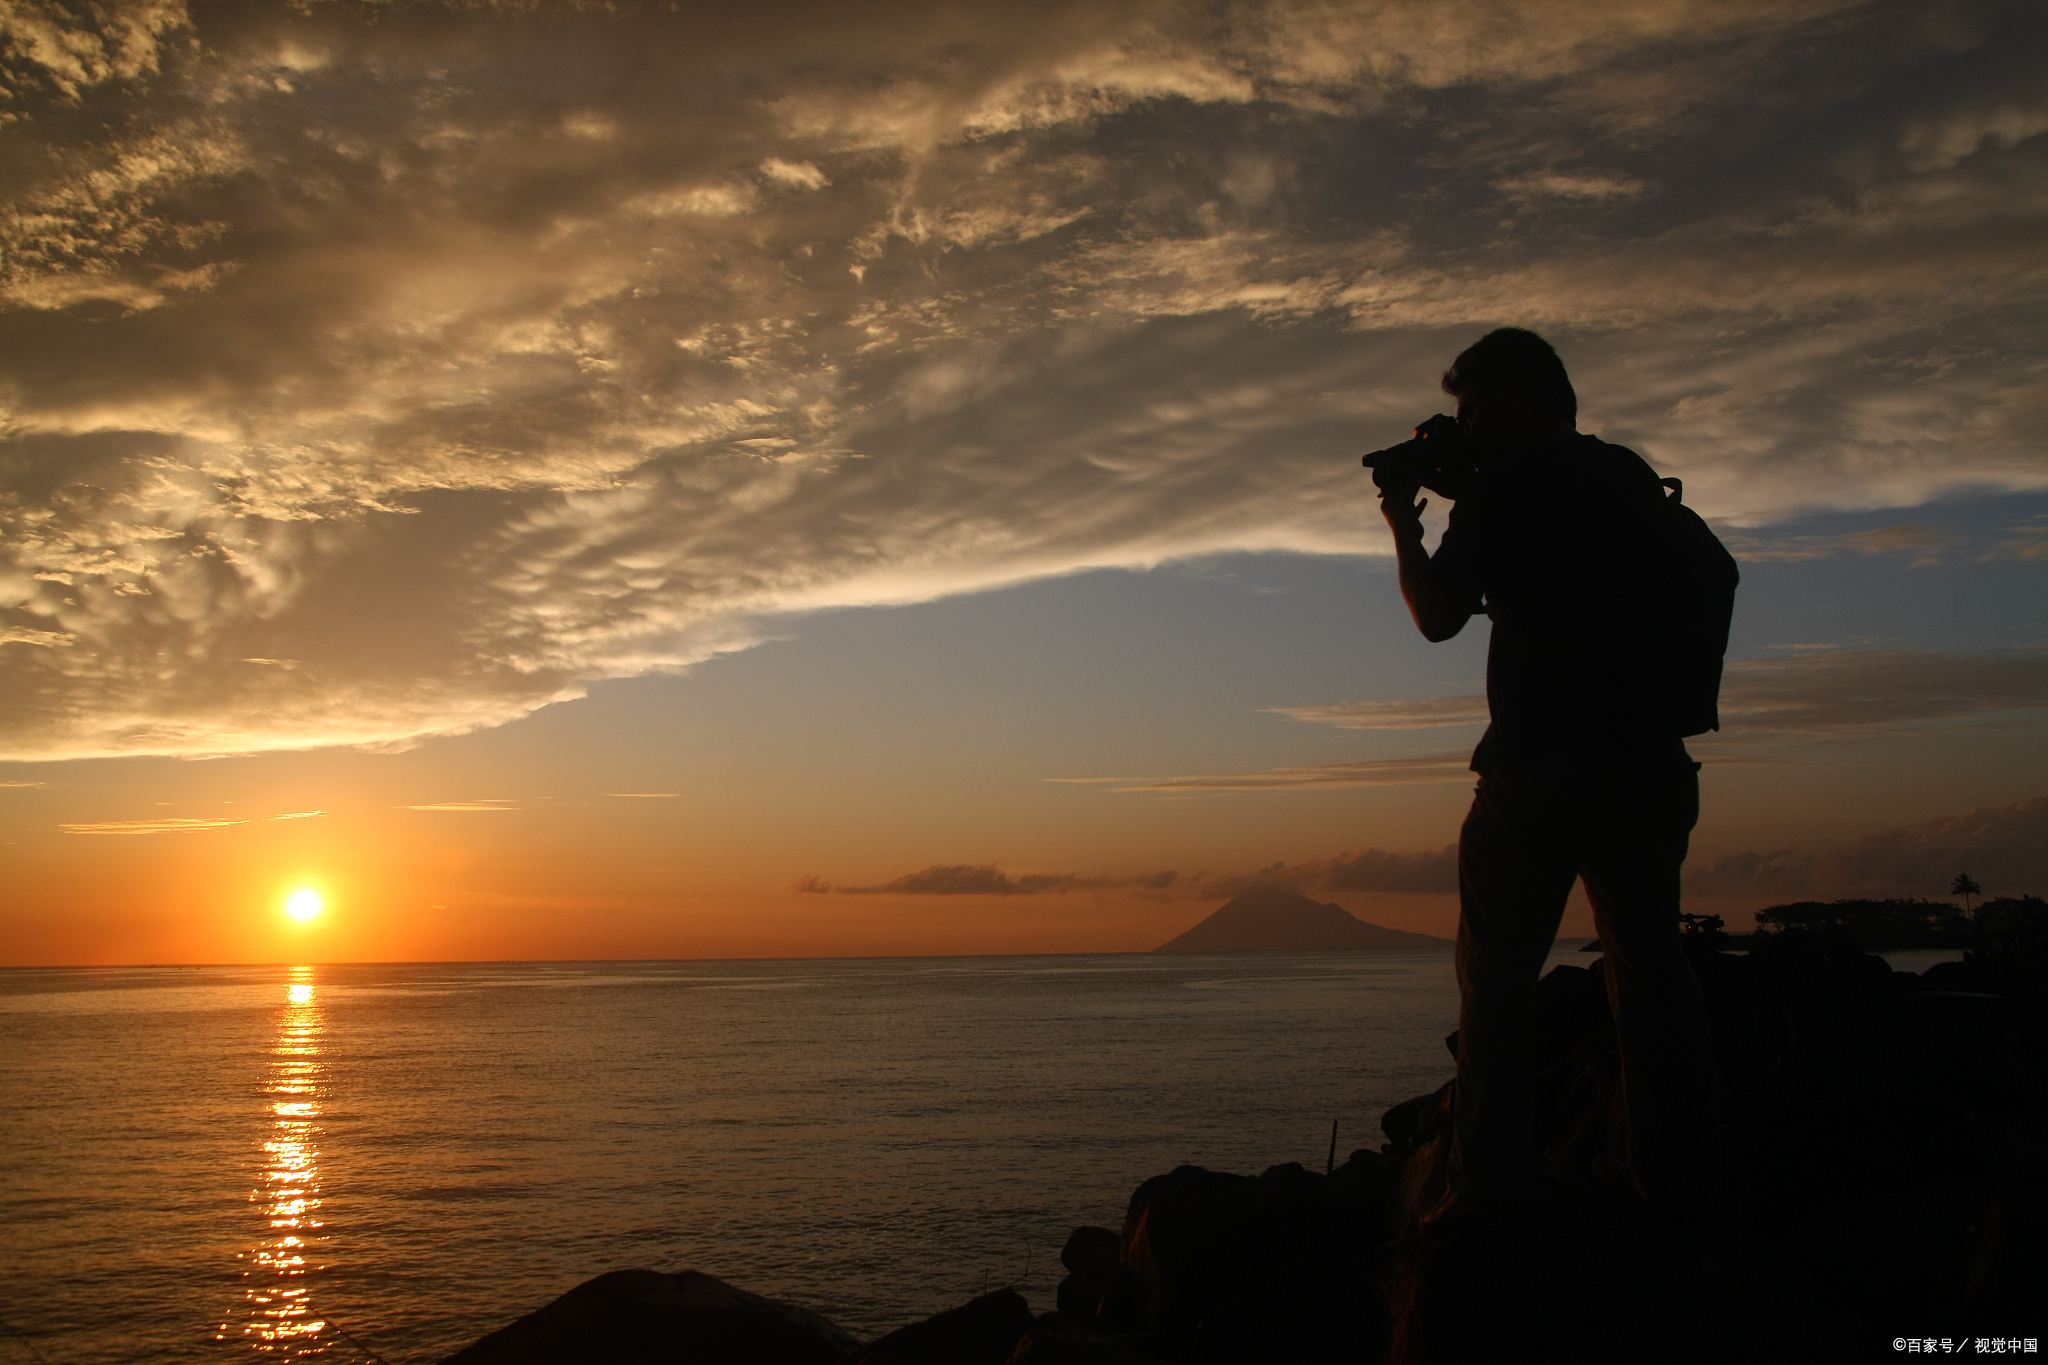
[1054, 1226, 1120, 1321]
[1005, 1315, 1148, 1364]
[1382, 1197, 1721, 1365]
[1378, 1081, 1453, 1164]
[1325, 1147, 1397, 1217]
[1374, 929, 2048, 1357]
[1923, 959, 2001, 994]
[840, 1288, 1034, 1365]
[1533, 961, 1610, 1056]
[1095, 1162, 1385, 1362]
[440, 1269, 861, 1365]
[1098, 1166, 1259, 1336]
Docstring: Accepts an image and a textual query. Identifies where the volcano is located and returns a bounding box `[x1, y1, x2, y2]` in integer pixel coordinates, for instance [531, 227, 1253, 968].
[1154, 888, 1452, 952]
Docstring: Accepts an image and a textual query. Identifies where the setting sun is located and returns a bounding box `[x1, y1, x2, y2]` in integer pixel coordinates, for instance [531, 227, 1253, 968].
[285, 890, 324, 923]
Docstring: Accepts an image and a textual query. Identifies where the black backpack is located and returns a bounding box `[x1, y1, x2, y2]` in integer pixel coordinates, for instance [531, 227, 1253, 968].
[1650, 476, 1739, 736]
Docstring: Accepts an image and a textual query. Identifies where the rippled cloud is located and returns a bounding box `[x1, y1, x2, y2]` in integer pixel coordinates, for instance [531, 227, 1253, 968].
[3, 0, 2043, 759]
[1270, 649, 2048, 742]
[1051, 751, 1474, 793]
[58, 816, 246, 834]
[1720, 524, 1962, 567]
[1685, 797, 2048, 898]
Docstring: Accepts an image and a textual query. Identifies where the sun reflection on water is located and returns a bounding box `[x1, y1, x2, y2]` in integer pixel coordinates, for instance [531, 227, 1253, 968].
[222, 967, 332, 1356]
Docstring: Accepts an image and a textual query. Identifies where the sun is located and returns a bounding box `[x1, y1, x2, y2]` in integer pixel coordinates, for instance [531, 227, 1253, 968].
[285, 889, 325, 923]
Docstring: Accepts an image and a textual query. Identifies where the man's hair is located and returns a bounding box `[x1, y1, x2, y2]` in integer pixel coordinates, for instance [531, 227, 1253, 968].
[1441, 328, 1577, 423]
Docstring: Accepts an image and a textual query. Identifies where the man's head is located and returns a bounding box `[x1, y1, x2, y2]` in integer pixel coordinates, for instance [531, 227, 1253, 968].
[1441, 328, 1577, 455]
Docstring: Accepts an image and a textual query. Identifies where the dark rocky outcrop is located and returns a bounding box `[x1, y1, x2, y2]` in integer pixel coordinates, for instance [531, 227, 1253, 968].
[445, 927, 2048, 1365]
[1054, 1226, 1120, 1320]
[439, 1269, 861, 1365]
[1155, 889, 1452, 953]
[839, 1289, 1034, 1365]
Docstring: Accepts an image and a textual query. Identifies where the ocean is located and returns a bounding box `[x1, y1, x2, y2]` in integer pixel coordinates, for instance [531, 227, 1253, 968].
[1, 947, 1610, 1364]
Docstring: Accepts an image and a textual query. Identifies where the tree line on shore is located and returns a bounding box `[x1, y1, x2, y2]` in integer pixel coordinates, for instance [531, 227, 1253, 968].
[1681, 890, 2046, 953]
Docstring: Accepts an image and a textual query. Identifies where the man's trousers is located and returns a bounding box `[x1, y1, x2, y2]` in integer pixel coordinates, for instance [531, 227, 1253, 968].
[1451, 747, 1721, 1213]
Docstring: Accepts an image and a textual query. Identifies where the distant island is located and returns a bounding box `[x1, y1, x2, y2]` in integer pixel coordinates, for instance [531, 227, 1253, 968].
[1154, 888, 1453, 953]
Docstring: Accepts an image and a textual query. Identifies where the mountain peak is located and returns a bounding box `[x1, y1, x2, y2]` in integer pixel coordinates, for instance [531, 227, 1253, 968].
[1154, 888, 1451, 953]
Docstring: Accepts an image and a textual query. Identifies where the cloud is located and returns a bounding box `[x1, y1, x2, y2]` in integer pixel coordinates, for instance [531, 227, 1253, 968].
[1715, 648, 2048, 736]
[809, 838, 1463, 899]
[1497, 172, 1651, 202]
[827, 863, 1181, 895]
[1325, 843, 1459, 892]
[1984, 515, 2048, 561]
[0, 781, 45, 787]
[1721, 524, 1961, 567]
[1052, 751, 1474, 792]
[269, 810, 325, 820]
[2, 627, 79, 648]
[60, 817, 246, 834]
[2, 0, 2045, 759]
[819, 790, 2048, 904]
[1686, 797, 2048, 899]
[605, 791, 679, 798]
[0, 0, 185, 98]
[759, 158, 830, 191]
[1268, 696, 1487, 730]
[402, 801, 519, 812]
[1274, 650, 2048, 742]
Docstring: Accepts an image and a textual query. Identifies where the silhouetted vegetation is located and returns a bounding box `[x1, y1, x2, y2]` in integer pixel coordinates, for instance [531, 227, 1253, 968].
[1753, 896, 1972, 949]
[1677, 911, 1735, 949]
[1974, 895, 2048, 958]
[1748, 892, 2046, 953]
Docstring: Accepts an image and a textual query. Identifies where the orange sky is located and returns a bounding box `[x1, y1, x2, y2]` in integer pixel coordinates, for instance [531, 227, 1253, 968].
[2, 1, 2045, 964]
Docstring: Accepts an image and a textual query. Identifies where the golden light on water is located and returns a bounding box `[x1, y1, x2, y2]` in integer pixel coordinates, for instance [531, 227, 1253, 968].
[221, 967, 331, 1357]
[284, 890, 324, 923]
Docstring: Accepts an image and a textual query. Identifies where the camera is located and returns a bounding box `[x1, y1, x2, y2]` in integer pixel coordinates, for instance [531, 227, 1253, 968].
[1362, 413, 1474, 500]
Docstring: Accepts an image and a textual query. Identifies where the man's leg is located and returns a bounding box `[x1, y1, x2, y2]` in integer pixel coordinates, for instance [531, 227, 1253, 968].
[1579, 759, 1720, 1215]
[1452, 770, 1581, 1199]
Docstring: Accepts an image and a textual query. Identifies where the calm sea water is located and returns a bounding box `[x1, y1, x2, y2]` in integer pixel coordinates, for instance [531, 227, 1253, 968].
[0, 949, 1586, 1365]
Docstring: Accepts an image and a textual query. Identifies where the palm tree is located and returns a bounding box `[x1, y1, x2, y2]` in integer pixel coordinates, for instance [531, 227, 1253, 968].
[1951, 873, 1982, 912]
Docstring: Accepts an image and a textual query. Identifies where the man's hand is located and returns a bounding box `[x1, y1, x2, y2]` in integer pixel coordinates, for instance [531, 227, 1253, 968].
[1379, 479, 1473, 642]
[1379, 479, 1428, 545]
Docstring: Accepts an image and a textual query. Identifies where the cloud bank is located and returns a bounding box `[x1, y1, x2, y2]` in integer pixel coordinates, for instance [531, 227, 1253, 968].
[1685, 797, 2048, 899]
[2, 0, 2043, 758]
[800, 843, 1459, 899]
[813, 864, 1182, 896]
[810, 794, 2048, 904]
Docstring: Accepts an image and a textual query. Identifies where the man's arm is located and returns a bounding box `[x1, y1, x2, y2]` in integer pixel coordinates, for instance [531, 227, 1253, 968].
[1380, 483, 1477, 642]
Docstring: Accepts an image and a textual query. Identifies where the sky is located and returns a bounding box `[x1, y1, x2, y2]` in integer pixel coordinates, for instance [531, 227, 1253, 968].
[1, 0, 2044, 965]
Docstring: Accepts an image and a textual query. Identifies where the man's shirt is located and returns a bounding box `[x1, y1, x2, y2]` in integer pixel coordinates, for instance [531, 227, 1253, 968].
[1427, 432, 1682, 772]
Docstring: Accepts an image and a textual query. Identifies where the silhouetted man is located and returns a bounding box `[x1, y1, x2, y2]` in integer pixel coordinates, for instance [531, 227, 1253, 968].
[1376, 328, 1721, 1220]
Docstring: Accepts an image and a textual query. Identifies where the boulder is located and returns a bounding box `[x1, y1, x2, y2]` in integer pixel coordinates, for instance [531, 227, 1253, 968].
[839, 1288, 1034, 1365]
[1054, 1226, 1120, 1321]
[1095, 1162, 1385, 1362]
[440, 1269, 860, 1365]
[1005, 1315, 1149, 1364]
